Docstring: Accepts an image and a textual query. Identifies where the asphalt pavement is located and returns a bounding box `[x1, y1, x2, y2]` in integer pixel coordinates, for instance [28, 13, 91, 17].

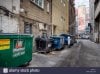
[27, 39, 100, 67]
[77, 39, 100, 67]
[28, 42, 81, 67]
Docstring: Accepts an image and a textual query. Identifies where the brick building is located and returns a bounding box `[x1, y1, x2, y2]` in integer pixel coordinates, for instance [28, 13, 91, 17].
[52, 0, 69, 35]
[68, 0, 76, 35]
[0, 0, 70, 36]
[20, 0, 52, 37]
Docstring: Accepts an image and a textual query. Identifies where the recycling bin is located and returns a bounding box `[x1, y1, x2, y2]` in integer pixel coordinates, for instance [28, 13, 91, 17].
[0, 34, 33, 67]
[50, 36, 64, 50]
[60, 34, 69, 45]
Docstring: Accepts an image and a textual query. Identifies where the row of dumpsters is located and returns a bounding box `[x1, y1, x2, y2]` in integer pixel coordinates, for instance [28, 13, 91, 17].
[0, 33, 76, 67]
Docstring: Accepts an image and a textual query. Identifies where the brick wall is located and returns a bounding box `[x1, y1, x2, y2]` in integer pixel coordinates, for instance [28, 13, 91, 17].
[19, 0, 52, 36]
[52, 0, 69, 35]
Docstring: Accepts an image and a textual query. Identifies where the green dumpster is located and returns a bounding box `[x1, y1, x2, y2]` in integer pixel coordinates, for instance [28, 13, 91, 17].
[0, 34, 33, 67]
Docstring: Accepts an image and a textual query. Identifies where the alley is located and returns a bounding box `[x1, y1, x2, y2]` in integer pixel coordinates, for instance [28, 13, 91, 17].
[27, 40, 100, 67]
[28, 42, 81, 67]
[0, 0, 100, 69]
[77, 40, 100, 67]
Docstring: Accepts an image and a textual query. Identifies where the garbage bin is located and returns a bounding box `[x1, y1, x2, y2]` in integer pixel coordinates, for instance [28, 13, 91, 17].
[35, 34, 52, 53]
[60, 34, 69, 45]
[35, 36, 52, 53]
[0, 34, 33, 67]
[50, 36, 64, 50]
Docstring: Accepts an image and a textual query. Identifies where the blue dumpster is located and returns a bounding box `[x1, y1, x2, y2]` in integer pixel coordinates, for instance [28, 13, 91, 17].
[60, 34, 76, 47]
[60, 34, 69, 45]
[50, 36, 64, 50]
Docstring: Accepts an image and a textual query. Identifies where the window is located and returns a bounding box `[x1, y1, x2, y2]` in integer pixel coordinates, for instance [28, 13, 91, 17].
[34, 0, 38, 4]
[47, 2, 50, 12]
[38, 0, 43, 7]
[31, 0, 44, 8]
[24, 22, 32, 34]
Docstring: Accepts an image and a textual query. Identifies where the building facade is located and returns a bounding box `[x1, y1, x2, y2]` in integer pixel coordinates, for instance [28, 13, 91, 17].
[0, 0, 70, 37]
[89, 0, 100, 43]
[68, 0, 76, 35]
[75, 15, 78, 36]
[52, 0, 69, 35]
[94, 0, 100, 43]
[0, 0, 20, 33]
[20, 0, 52, 37]
[89, 0, 95, 41]
[77, 5, 86, 33]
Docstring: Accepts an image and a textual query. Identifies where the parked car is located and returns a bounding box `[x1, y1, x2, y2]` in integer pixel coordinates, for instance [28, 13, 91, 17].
[82, 35, 90, 39]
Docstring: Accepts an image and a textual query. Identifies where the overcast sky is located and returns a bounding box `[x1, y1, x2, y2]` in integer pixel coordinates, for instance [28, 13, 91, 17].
[75, 0, 89, 8]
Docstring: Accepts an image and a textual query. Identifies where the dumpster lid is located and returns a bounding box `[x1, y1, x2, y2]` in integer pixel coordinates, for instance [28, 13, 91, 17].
[0, 33, 33, 38]
[0, 33, 33, 36]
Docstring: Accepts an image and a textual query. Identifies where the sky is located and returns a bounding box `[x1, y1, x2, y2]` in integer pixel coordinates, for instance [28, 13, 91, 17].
[75, 0, 89, 8]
